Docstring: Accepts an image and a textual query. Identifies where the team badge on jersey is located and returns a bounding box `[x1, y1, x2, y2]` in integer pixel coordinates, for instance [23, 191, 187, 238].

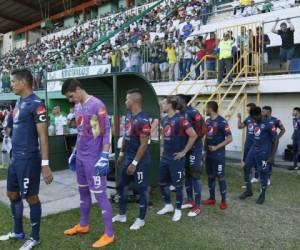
[207, 125, 214, 136]
[254, 127, 261, 136]
[36, 105, 47, 122]
[247, 123, 254, 132]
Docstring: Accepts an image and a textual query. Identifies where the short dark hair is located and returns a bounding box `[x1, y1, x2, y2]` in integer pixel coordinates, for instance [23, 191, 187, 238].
[293, 107, 300, 113]
[11, 68, 33, 87]
[246, 103, 256, 108]
[177, 94, 192, 104]
[262, 106, 272, 112]
[166, 96, 180, 111]
[250, 106, 261, 116]
[207, 101, 218, 112]
[61, 78, 82, 95]
[126, 88, 142, 95]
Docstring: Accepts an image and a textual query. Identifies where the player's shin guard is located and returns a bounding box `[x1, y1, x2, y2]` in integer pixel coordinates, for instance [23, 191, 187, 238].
[175, 186, 183, 210]
[208, 177, 216, 200]
[160, 185, 171, 204]
[10, 198, 24, 234]
[119, 185, 128, 215]
[29, 202, 41, 241]
[244, 167, 252, 192]
[192, 177, 202, 207]
[268, 165, 273, 179]
[94, 193, 114, 237]
[260, 172, 268, 194]
[79, 186, 91, 226]
[218, 178, 227, 202]
[185, 176, 193, 201]
[138, 187, 148, 220]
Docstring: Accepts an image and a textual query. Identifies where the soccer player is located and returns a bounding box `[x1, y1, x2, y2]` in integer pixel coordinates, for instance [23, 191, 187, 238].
[237, 103, 258, 183]
[113, 89, 151, 230]
[61, 79, 114, 248]
[289, 107, 300, 170]
[177, 94, 206, 217]
[0, 69, 53, 250]
[203, 101, 233, 210]
[157, 96, 197, 221]
[240, 107, 278, 204]
[262, 106, 285, 184]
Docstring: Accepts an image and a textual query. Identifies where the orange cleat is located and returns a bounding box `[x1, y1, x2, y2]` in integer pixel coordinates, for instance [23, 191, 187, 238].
[64, 224, 89, 236]
[92, 234, 115, 248]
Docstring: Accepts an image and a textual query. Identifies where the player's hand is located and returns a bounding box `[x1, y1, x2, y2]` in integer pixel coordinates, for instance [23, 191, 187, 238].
[95, 152, 110, 177]
[117, 154, 124, 167]
[276, 17, 280, 22]
[267, 157, 274, 165]
[42, 166, 53, 185]
[237, 113, 241, 119]
[208, 145, 218, 152]
[127, 164, 136, 175]
[173, 151, 186, 160]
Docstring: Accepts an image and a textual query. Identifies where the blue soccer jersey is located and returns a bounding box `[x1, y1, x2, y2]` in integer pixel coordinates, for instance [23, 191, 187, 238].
[184, 106, 205, 145]
[206, 115, 232, 158]
[243, 116, 255, 145]
[162, 112, 192, 159]
[293, 117, 300, 140]
[11, 94, 47, 159]
[124, 112, 151, 162]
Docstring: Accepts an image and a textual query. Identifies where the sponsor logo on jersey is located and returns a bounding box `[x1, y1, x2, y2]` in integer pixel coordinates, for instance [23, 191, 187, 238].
[142, 124, 150, 134]
[164, 124, 172, 137]
[247, 123, 254, 132]
[125, 122, 132, 136]
[207, 125, 214, 136]
[76, 115, 84, 129]
[254, 127, 261, 136]
[36, 105, 46, 115]
[13, 108, 20, 122]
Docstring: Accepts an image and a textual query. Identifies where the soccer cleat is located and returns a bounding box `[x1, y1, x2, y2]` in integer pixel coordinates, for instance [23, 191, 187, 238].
[188, 206, 201, 217]
[239, 190, 253, 200]
[169, 185, 176, 191]
[288, 165, 296, 170]
[295, 166, 300, 170]
[220, 201, 228, 210]
[172, 209, 182, 222]
[268, 179, 271, 186]
[181, 200, 195, 209]
[0, 232, 25, 241]
[157, 204, 174, 215]
[19, 238, 40, 250]
[129, 218, 145, 230]
[251, 178, 259, 183]
[92, 234, 115, 248]
[64, 224, 89, 236]
[112, 214, 127, 223]
[256, 193, 265, 205]
[202, 198, 216, 205]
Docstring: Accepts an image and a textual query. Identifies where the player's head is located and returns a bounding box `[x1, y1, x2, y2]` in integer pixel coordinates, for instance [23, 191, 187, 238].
[206, 101, 218, 116]
[262, 106, 272, 117]
[177, 94, 192, 107]
[10, 68, 34, 95]
[293, 107, 300, 117]
[250, 106, 262, 122]
[62, 78, 84, 104]
[162, 96, 178, 113]
[125, 88, 143, 111]
[246, 103, 256, 114]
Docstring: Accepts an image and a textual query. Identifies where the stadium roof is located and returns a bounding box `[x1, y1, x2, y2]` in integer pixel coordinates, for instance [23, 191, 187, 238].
[0, 0, 93, 33]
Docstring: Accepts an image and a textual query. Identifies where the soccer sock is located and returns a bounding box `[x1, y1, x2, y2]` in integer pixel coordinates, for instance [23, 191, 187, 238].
[160, 185, 171, 204]
[254, 166, 259, 179]
[138, 187, 148, 220]
[175, 186, 183, 210]
[268, 165, 273, 179]
[78, 186, 91, 227]
[244, 167, 252, 192]
[192, 178, 202, 207]
[185, 176, 193, 201]
[119, 185, 128, 215]
[10, 198, 24, 234]
[218, 178, 227, 202]
[260, 172, 268, 195]
[94, 192, 114, 237]
[208, 177, 216, 200]
[29, 202, 41, 241]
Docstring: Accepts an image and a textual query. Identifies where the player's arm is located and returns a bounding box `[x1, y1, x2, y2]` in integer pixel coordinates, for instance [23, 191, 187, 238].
[268, 125, 279, 164]
[271, 18, 279, 34]
[237, 113, 246, 129]
[287, 18, 295, 31]
[209, 122, 233, 152]
[277, 120, 286, 140]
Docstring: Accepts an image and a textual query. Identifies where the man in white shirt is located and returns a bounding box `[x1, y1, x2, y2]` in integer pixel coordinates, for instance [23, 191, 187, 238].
[53, 106, 67, 135]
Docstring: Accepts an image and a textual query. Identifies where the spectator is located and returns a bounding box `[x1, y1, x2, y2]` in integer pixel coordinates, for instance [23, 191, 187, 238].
[163, 42, 176, 81]
[217, 33, 233, 84]
[176, 41, 185, 79]
[183, 40, 196, 77]
[271, 18, 295, 72]
[110, 49, 121, 72]
[68, 118, 78, 134]
[53, 106, 67, 135]
[48, 117, 55, 136]
[233, 0, 251, 16]
[182, 17, 193, 40]
[254, 26, 270, 70]
[242, 0, 257, 17]
[129, 45, 141, 73]
[67, 107, 75, 125]
[122, 51, 131, 72]
[2, 70, 11, 93]
[150, 42, 162, 81]
[200, 2, 209, 25]
[258, 0, 273, 13]
[195, 43, 207, 79]
[202, 32, 217, 72]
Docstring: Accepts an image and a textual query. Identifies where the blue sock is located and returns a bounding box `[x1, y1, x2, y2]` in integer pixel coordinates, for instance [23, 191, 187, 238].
[29, 202, 41, 241]
[268, 165, 273, 179]
[260, 172, 268, 194]
[185, 176, 193, 201]
[244, 167, 252, 192]
[10, 198, 24, 234]
[119, 186, 128, 215]
[218, 178, 227, 202]
[160, 185, 171, 204]
[175, 186, 183, 210]
[192, 178, 202, 206]
[138, 187, 148, 220]
[208, 177, 216, 200]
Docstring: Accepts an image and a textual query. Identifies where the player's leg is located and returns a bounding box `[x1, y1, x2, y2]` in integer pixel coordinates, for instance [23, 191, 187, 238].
[157, 158, 174, 215]
[203, 157, 216, 205]
[240, 151, 255, 199]
[169, 158, 184, 222]
[113, 165, 131, 223]
[182, 153, 195, 209]
[216, 158, 227, 209]
[256, 154, 269, 205]
[64, 159, 90, 235]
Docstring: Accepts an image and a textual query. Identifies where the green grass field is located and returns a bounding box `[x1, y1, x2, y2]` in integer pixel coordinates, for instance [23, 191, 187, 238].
[0, 166, 300, 250]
